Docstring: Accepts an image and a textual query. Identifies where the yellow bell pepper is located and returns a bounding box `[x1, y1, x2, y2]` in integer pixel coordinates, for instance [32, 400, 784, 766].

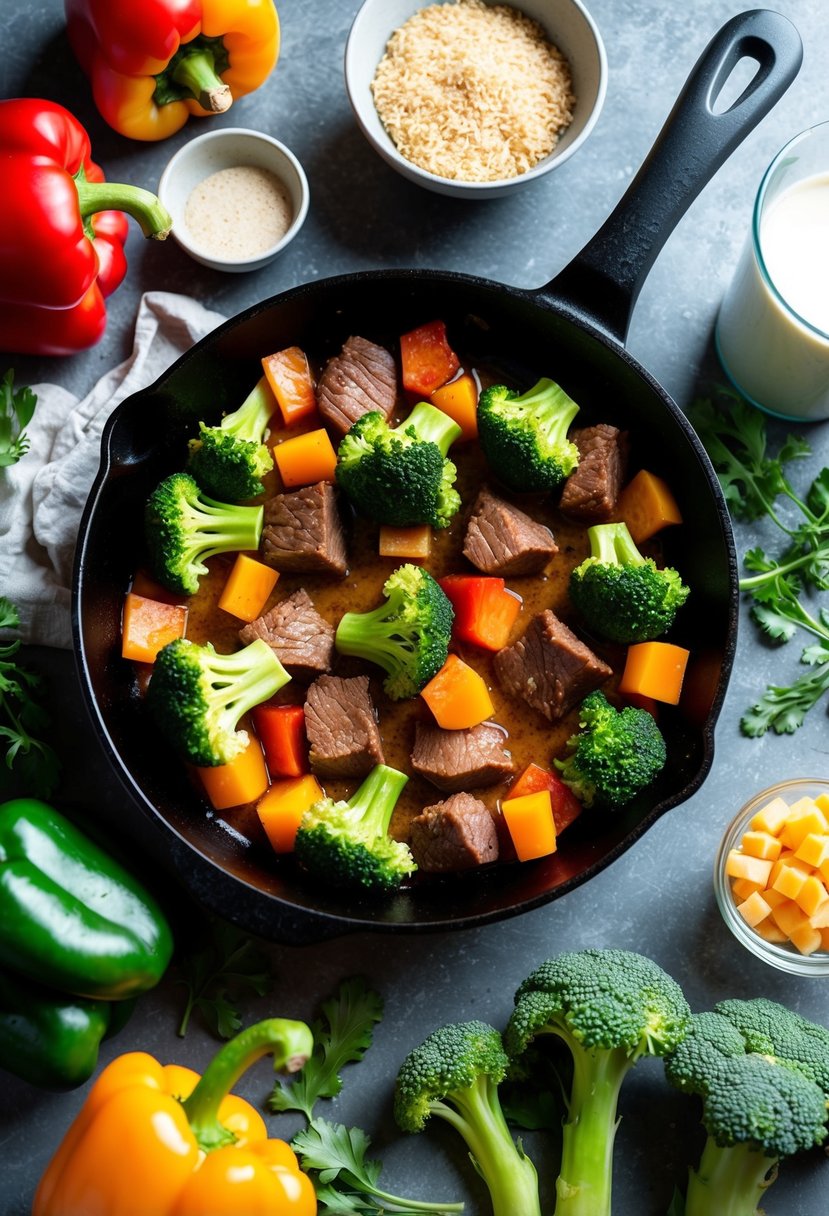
[34, 1018, 317, 1215]
[65, 0, 280, 141]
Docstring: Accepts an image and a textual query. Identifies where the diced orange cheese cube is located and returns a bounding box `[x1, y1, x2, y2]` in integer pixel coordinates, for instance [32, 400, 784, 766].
[772, 863, 810, 900]
[820, 927, 829, 951]
[815, 792, 829, 815]
[430, 373, 479, 442]
[616, 469, 683, 544]
[789, 922, 823, 956]
[500, 790, 557, 861]
[810, 900, 829, 929]
[217, 554, 279, 623]
[736, 891, 772, 928]
[770, 899, 809, 936]
[796, 875, 829, 918]
[731, 877, 764, 902]
[754, 917, 789, 943]
[781, 806, 829, 850]
[750, 795, 792, 836]
[121, 593, 188, 664]
[762, 887, 788, 909]
[795, 833, 829, 868]
[256, 774, 323, 853]
[618, 642, 689, 705]
[378, 525, 432, 560]
[740, 831, 782, 861]
[273, 428, 337, 487]
[725, 851, 772, 885]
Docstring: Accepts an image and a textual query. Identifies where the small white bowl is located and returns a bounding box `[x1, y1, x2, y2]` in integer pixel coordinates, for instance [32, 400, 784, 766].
[345, 0, 607, 199]
[158, 127, 310, 272]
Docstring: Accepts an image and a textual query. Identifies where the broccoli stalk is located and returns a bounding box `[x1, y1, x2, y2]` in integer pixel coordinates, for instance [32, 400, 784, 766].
[569, 521, 690, 643]
[187, 377, 275, 501]
[147, 636, 290, 767]
[335, 563, 454, 700]
[476, 377, 581, 493]
[294, 763, 415, 894]
[336, 402, 462, 528]
[394, 1021, 542, 1216]
[504, 949, 691, 1216]
[145, 472, 264, 595]
[665, 999, 829, 1216]
[554, 691, 667, 808]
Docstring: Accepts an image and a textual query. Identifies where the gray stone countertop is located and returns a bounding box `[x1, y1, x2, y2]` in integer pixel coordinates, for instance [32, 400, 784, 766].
[2, 0, 829, 1213]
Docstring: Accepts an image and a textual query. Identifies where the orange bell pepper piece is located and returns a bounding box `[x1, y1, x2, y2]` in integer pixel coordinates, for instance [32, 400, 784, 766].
[121, 592, 188, 663]
[34, 1019, 316, 1216]
[420, 653, 494, 729]
[273, 428, 337, 487]
[217, 553, 279, 622]
[400, 320, 460, 396]
[262, 346, 318, 427]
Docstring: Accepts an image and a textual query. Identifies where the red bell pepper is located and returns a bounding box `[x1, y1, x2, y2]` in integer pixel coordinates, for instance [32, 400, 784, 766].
[509, 762, 583, 835]
[0, 99, 171, 356]
[252, 704, 309, 779]
[400, 320, 461, 396]
[439, 575, 522, 651]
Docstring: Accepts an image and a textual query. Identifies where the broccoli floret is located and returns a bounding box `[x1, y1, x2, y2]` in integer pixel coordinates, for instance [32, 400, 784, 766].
[146, 636, 290, 767]
[187, 377, 275, 501]
[294, 763, 415, 894]
[335, 563, 453, 700]
[569, 521, 690, 643]
[145, 472, 264, 595]
[554, 691, 667, 808]
[476, 377, 580, 493]
[336, 402, 462, 528]
[504, 949, 690, 1216]
[664, 1000, 829, 1216]
[394, 1021, 541, 1216]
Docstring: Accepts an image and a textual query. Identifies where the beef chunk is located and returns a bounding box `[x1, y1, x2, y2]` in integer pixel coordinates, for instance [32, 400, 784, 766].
[559, 424, 629, 521]
[463, 486, 558, 576]
[239, 588, 334, 682]
[409, 792, 499, 872]
[316, 335, 398, 434]
[261, 482, 347, 576]
[411, 721, 514, 793]
[304, 675, 384, 778]
[494, 609, 611, 722]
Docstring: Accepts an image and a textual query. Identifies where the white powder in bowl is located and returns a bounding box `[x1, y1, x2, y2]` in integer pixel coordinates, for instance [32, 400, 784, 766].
[184, 165, 294, 260]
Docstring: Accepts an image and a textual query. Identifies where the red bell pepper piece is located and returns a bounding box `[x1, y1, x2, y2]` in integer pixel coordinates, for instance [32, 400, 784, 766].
[509, 763, 583, 835]
[400, 320, 461, 396]
[0, 99, 171, 356]
[439, 575, 522, 651]
[252, 704, 309, 779]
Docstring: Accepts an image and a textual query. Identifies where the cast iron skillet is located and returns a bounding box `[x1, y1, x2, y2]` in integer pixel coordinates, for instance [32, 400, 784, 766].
[74, 11, 802, 942]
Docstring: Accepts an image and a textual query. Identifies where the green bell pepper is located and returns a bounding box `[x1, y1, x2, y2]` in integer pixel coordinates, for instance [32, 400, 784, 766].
[0, 966, 126, 1090]
[0, 798, 173, 1000]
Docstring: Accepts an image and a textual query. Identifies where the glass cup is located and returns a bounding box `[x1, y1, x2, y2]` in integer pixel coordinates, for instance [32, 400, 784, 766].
[716, 122, 829, 421]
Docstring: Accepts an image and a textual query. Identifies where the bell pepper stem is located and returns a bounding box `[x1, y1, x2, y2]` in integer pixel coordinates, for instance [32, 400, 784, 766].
[75, 176, 172, 241]
[181, 1018, 313, 1153]
[172, 48, 232, 113]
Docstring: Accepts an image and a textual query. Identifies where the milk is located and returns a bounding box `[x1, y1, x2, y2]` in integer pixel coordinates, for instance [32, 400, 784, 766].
[717, 163, 829, 421]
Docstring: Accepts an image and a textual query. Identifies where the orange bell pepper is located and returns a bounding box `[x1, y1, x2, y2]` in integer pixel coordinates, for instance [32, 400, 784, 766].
[65, 0, 280, 141]
[34, 1018, 316, 1216]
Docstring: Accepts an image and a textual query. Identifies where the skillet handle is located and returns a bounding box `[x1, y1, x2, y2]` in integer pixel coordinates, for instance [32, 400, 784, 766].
[539, 8, 802, 344]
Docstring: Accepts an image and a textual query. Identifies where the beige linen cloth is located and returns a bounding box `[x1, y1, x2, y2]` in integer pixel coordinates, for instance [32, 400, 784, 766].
[0, 292, 225, 649]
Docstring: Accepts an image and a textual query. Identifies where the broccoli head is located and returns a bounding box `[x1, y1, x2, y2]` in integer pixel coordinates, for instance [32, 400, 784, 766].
[394, 1021, 541, 1216]
[294, 763, 414, 894]
[187, 377, 275, 501]
[554, 690, 667, 808]
[145, 472, 264, 595]
[146, 636, 290, 767]
[476, 377, 580, 493]
[335, 563, 453, 700]
[505, 949, 690, 1216]
[569, 521, 690, 643]
[336, 402, 462, 529]
[664, 1001, 829, 1216]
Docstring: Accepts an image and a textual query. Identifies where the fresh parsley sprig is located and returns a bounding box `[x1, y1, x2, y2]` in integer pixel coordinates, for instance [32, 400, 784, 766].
[0, 370, 38, 467]
[270, 976, 383, 1119]
[175, 917, 273, 1038]
[0, 597, 61, 797]
[692, 388, 829, 734]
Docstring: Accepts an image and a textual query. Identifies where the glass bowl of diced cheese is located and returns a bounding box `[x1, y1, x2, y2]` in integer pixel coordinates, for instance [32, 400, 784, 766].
[714, 779, 829, 976]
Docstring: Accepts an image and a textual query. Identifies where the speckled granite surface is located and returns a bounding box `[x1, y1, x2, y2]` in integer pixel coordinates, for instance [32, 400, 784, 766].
[2, 1, 829, 1212]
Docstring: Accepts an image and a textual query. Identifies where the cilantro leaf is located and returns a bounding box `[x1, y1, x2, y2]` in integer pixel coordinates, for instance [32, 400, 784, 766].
[293, 1119, 463, 1214]
[270, 977, 383, 1119]
[741, 661, 829, 736]
[0, 596, 61, 798]
[0, 370, 38, 467]
[175, 917, 272, 1038]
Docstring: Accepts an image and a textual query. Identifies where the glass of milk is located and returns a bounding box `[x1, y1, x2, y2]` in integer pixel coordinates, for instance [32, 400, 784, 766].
[716, 121, 829, 421]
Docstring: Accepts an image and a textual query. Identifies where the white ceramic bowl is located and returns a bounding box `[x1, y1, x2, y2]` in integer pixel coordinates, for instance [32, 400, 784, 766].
[344, 0, 607, 199]
[714, 778, 829, 977]
[158, 127, 310, 272]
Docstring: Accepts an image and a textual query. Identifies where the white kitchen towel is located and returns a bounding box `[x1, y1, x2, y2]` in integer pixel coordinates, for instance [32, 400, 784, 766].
[0, 291, 226, 650]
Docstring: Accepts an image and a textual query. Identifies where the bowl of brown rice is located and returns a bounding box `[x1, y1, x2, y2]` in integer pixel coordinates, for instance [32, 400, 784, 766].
[344, 0, 606, 198]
